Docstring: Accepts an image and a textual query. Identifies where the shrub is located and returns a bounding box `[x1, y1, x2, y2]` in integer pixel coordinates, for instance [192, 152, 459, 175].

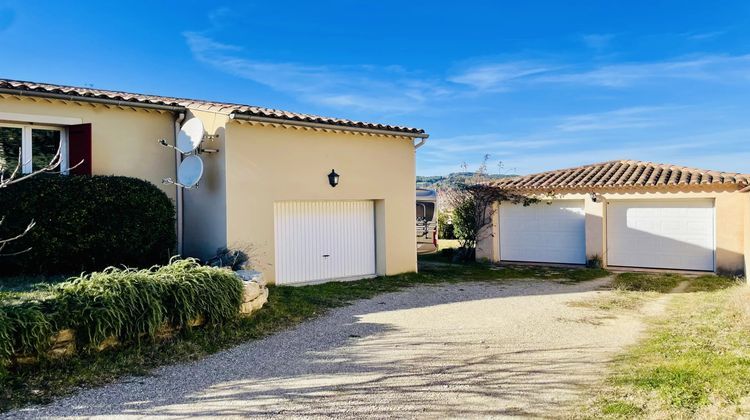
[0, 258, 244, 371]
[452, 197, 477, 248]
[54, 259, 243, 347]
[0, 299, 54, 368]
[437, 211, 455, 240]
[207, 247, 249, 271]
[0, 174, 175, 276]
[586, 255, 603, 269]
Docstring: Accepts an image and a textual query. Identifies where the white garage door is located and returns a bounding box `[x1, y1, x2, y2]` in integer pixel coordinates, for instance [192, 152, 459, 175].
[607, 200, 715, 271]
[274, 201, 376, 285]
[500, 200, 586, 264]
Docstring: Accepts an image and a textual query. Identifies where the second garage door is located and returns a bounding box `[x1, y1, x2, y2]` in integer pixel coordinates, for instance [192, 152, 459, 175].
[499, 200, 586, 264]
[607, 199, 715, 271]
[274, 201, 376, 285]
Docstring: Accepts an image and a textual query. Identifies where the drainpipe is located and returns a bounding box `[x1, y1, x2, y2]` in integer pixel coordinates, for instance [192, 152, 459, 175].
[174, 112, 186, 255]
[414, 137, 427, 150]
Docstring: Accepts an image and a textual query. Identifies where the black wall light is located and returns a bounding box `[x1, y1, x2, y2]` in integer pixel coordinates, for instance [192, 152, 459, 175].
[328, 169, 339, 187]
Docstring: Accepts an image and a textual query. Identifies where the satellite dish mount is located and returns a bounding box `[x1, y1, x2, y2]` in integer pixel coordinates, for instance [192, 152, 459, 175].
[159, 118, 211, 189]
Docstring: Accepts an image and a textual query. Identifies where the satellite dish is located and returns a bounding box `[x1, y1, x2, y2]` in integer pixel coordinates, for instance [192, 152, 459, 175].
[177, 155, 204, 188]
[177, 118, 205, 153]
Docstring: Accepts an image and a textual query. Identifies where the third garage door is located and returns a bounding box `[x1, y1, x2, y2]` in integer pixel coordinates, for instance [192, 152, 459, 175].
[606, 199, 715, 271]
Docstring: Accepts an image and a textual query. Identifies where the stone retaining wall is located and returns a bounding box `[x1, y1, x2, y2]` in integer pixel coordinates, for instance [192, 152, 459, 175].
[11, 273, 268, 365]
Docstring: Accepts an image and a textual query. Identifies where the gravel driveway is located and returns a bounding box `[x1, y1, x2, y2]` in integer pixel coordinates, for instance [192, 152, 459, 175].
[7, 276, 662, 419]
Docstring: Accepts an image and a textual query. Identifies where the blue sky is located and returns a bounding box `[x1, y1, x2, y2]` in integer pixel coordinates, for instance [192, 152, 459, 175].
[1, 1, 749, 176]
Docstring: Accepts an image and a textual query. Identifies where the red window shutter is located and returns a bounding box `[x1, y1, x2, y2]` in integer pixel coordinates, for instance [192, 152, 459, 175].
[68, 123, 92, 175]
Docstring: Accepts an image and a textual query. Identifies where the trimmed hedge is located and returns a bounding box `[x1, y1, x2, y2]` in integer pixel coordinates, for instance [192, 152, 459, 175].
[0, 259, 243, 374]
[0, 174, 175, 276]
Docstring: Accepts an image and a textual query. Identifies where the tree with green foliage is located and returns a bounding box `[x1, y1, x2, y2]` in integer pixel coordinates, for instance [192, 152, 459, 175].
[446, 156, 536, 262]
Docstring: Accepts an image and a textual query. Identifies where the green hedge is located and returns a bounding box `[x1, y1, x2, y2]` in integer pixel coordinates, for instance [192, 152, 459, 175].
[0, 259, 243, 373]
[0, 174, 175, 276]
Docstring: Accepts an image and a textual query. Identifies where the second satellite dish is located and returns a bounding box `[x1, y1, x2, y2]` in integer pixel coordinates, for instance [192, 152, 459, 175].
[177, 118, 205, 153]
[177, 155, 204, 188]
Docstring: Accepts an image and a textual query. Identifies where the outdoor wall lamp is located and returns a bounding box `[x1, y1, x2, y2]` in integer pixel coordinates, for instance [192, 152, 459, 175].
[328, 169, 339, 187]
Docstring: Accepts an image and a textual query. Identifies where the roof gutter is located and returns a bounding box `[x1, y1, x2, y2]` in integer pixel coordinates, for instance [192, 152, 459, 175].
[0, 88, 186, 112]
[229, 113, 429, 139]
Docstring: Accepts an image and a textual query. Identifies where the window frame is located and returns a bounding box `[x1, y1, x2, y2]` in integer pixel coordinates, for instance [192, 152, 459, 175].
[0, 122, 68, 174]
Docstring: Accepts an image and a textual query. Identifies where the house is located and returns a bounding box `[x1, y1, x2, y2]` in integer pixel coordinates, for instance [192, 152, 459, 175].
[476, 160, 750, 275]
[0, 79, 428, 284]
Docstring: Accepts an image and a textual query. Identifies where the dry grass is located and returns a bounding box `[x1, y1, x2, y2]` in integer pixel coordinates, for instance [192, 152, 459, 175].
[576, 282, 750, 419]
[570, 290, 657, 312]
[570, 272, 686, 313]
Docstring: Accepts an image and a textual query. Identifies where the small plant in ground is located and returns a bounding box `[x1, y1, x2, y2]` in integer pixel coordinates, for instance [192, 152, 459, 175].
[586, 255, 602, 269]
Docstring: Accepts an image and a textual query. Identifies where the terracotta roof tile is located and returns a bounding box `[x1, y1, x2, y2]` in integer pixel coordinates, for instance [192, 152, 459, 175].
[0, 78, 426, 136]
[491, 160, 750, 191]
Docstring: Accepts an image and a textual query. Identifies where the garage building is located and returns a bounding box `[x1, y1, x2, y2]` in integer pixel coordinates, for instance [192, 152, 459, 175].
[0, 78, 428, 285]
[477, 160, 750, 275]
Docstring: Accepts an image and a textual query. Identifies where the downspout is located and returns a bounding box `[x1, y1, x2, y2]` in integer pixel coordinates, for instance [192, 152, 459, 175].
[414, 137, 427, 150]
[174, 112, 186, 255]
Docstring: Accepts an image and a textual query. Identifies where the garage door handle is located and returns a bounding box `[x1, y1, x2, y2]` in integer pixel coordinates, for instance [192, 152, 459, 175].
[322, 254, 330, 258]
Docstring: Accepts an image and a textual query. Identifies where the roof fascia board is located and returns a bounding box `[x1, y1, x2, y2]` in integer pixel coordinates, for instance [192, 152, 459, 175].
[229, 113, 429, 139]
[0, 88, 186, 112]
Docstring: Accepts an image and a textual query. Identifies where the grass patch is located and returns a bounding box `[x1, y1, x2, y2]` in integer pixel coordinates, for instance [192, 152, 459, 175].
[0, 262, 608, 412]
[570, 290, 654, 312]
[600, 400, 643, 417]
[578, 281, 750, 418]
[438, 239, 460, 250]
[685, 275, 742, 292]
[611, 272, 685, 293]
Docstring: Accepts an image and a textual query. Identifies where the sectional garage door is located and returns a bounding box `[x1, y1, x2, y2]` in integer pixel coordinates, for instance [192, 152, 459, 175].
[607, 200, 715, 271]
[274, 201, 376, 285]
[499, 200, 586, 264]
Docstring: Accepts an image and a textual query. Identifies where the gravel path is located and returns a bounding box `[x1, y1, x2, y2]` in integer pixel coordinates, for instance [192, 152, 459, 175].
[7, 277, 666, 419]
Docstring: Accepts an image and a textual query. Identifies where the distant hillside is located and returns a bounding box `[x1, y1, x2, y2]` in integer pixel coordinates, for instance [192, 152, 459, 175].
[416, 172, 516, 190]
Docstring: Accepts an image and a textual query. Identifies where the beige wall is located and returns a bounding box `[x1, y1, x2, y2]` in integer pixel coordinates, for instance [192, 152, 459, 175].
[480, 187, 748, 275]
[0, 95, 177, 201]
[222, 122, 417, 284]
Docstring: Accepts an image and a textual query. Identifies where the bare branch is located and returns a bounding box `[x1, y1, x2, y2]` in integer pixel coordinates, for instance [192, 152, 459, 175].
[0, 218, 35, 256]
[0, 139, 71, 257]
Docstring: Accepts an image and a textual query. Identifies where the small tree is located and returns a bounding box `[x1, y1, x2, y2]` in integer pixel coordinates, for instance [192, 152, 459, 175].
[446, 156, 536, 262]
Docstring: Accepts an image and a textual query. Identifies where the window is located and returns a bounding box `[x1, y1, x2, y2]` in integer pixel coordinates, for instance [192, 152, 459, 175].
[416, 201, 435, 221]
[0, 123, 67, 177]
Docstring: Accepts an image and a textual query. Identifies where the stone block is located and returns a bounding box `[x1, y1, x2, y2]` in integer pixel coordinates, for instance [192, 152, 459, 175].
[243, 282, 262, 302]
[96, 335, 120, 352]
